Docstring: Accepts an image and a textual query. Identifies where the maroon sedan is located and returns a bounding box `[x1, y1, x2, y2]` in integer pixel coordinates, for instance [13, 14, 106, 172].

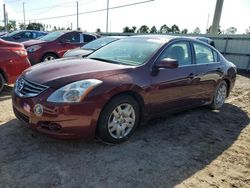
[23, 31, 97, 65]
[12, 35, 237, 143]
[0, 39, 30, 93]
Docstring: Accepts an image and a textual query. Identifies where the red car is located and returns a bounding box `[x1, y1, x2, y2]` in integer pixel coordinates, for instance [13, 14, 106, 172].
[13, 35, 237, 143]
[22, 31, 97, 65]
[0, 39, 30, 93]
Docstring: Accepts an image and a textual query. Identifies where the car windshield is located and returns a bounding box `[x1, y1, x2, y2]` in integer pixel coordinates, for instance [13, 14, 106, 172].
[82, 37, 118, 50]
[39, 31, 65, 41]
[6, 30, 21, 37]
[88, 38, 164, 66]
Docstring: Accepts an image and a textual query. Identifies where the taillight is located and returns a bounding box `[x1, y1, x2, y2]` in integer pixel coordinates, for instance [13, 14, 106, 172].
[12, 49, 27, 56]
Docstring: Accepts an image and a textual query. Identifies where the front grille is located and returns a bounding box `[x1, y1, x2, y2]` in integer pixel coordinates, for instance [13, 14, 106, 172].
[15, 78, 48, 98]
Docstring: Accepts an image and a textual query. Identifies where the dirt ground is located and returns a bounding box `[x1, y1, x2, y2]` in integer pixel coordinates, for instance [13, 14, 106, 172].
[0, 72, 250, 188]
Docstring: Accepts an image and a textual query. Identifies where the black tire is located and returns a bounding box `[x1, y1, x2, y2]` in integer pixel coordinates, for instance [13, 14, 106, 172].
[209, 80, 228, 110]
[97, 95, 140, 144]
[0, 73, 5, 93]
[41, 53, 58, 62]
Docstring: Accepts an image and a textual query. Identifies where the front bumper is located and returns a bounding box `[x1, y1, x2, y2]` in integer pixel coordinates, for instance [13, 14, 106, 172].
[12, 89, 102, 139]
[27, 52, 41, 65]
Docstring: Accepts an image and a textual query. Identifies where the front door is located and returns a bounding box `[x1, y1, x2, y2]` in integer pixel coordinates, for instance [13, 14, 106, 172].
[150, 41, 201, 114]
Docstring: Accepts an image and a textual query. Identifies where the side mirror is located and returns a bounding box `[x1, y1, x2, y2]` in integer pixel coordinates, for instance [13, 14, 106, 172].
[156, 58, 178, 69]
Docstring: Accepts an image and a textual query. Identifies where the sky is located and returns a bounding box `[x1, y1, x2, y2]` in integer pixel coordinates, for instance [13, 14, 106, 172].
[0, 0, 250, 34]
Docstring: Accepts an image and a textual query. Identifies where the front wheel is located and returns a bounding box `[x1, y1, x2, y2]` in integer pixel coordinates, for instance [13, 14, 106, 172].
[41, 53, 57, 62]
[210, 80, 228, 110]
[97, 95, 140, 144]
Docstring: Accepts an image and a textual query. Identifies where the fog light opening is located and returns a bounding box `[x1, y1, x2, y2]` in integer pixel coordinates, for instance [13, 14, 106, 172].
[34, 104, 43, 117]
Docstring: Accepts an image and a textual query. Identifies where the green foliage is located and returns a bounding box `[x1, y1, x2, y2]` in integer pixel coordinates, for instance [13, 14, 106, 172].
[7, 20, 17, 31]
[159, 24, 171, 34]
[246, 26, 250, 34]
[123, 26, 136, 33]
[137, 25, 149, 33]
[226, 27, 237, 34]
[150, 26, 157, 33]
[181, 29, 188, 34]
[26, 22, 44, 31]
[193, 27, 201, 34]
[171, 24, 180, 34]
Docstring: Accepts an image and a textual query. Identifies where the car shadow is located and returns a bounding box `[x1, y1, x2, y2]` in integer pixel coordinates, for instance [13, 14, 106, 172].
[0, 103, 249, 187]
[0, 85, 13, 102]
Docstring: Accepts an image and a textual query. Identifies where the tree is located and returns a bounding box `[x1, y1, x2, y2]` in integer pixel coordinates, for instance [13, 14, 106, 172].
[132, 26, 137, 32]
[26, 22, 44, 31]
[181, 28, 188, 34]
[137, 25, 149, 33]
[226, 27, 237, 34]
[123, 26, 136, 33]
[150, 26, 157, 33]
[246, 26, 250, 34]
[171, 24, 180, 33]
[66, 27, 71, 30]
[193, 27, 201, 34]
[123, 26, 131, 33]
[159, 24, 171, 34]
[96, 28, 101, 33]
[52, 26, 57, 31]
[7, 20, 17, 31]
[18, 23, 26, 30]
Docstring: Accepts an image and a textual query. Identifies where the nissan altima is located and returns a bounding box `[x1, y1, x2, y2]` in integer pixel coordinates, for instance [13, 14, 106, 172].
[12, 35, 237, 143]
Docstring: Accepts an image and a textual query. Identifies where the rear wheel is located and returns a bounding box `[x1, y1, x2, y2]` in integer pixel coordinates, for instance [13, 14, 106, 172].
[0, 73, 5, 93]
[97, 95, 140, 144]
[210, 80, 228, 110]
[41, 53, 57, 62]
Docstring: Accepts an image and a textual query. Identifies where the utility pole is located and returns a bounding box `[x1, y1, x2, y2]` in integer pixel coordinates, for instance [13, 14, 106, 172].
[76, 1, 79, 30]
[106, 0, 109, 32]
[3, 4, 7, 31]
[211, 0, 224, 34]
[23, 2, 26, 29]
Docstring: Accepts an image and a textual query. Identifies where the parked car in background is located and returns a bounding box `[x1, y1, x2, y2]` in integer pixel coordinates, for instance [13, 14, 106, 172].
[194, 36, 215, 47]
[0, 39, 30, 93]
[63, 36, 125, 58]
[13, 35, 236, 143]
[0, 32, 8, 37]
[1, 30, 47, 42]
[23, 30, 97, 64]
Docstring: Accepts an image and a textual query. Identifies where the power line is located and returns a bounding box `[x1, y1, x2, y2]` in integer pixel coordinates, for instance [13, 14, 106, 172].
[14, 0, 98, 14]
[15, 0, 154, 22]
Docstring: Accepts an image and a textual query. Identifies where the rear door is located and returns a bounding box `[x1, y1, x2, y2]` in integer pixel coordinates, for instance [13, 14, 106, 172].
[60, 32, 83, 55]
[150, 41, 202, 114]
[191, 42, 224, 102]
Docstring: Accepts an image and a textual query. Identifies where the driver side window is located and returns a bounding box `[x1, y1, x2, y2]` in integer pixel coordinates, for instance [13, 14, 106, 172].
[158, 42, 192, 66]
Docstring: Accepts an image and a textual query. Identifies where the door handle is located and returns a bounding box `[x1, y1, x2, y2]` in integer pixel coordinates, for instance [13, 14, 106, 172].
[188, 73, 194, 79]
[216, 68, 223, 72]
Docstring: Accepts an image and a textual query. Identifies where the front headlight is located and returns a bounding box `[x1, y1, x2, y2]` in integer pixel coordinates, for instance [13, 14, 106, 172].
[47, 79, 103, 103]
[27, 45, 41, 52]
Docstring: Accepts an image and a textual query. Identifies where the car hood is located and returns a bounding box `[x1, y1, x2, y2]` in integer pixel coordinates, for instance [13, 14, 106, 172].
[22, 58, 134, 88]
[22, 39, 47, 48]
[64, 48, 93, 58]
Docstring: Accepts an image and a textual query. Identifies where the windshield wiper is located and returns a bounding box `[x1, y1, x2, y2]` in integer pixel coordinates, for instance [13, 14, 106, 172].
[89, 57, 121, 64]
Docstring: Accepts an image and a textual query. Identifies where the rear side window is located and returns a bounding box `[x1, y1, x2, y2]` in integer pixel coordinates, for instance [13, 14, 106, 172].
[83, 34, 96, 42]
[158, 42, 192, 66]
[194, 43, 215, 64]
[65, 33, 80, 43]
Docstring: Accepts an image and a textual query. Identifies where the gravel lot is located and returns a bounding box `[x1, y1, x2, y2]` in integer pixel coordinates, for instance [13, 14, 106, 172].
[0, 72, 250, 188]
